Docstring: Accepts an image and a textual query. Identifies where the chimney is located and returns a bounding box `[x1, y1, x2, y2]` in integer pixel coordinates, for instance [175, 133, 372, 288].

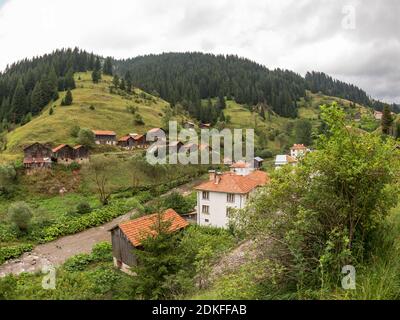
[215, 172, 222, 184]
[208, 170, 216, 181]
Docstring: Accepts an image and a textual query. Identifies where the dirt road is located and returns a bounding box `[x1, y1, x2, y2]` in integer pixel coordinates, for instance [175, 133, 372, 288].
[0, 179, 201, 277]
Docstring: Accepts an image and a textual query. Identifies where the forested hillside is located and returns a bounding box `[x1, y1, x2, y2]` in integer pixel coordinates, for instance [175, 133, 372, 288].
[1, 49, 397, 131]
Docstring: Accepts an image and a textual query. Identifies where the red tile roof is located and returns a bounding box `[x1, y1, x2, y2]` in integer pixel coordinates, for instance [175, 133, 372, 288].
[92, 130, 116, 136]
[117, 209, 189, 247]
[195, 170, 269, 194]
[133, 134, 144, 141]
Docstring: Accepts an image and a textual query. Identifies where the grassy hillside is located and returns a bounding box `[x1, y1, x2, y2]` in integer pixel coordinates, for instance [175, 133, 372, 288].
[2, 72, 169, 158]
[0, 75, 377, 163]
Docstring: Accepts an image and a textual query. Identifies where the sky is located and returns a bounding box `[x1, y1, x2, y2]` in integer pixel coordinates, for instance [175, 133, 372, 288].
[0, 0, 399, 103]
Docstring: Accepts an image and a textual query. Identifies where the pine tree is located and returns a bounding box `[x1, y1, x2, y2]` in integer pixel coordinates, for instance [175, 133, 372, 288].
[11, 80, 26, 123]
[92, 57, 102, 84]
[61, 89, 73, 106]
[30, 82, 44, 115]
[64, 68, 76, 89]
[103, 57, 113, 75]
[112, 75, 119, 89]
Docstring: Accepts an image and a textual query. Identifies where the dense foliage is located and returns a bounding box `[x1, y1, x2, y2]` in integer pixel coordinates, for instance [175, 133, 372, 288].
[234, 103, 400, 296]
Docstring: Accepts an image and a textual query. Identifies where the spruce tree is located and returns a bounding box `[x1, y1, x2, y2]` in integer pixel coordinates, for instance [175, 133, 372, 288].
[11, 80, 26, 123]
[103, 57, 113, 75]
[61, 89, 73, 106]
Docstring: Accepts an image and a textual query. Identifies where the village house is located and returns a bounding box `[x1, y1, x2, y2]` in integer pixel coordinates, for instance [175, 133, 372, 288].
[130, 133, 148, 148]
[23, 142, 53, 170]
[109, 209, 188, 274]
[52, 144, 76, 164]
[147, 128, 166, 142]
[229, 160, 253, 176]
[275, 154, 298, 168]
[73, 145, 90, 163]
[92, 130, 117, 145]
[195, 170, 269, 228]
[117, 135, 135, 150]
[290, 144, 309, 159]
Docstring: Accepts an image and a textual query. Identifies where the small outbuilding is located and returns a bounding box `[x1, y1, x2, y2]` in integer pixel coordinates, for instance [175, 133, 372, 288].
[109, 209, 189, 274]
[92, 130, 117, 145]
[52, 144, 76, 164]
[117, 135, 135, 150]
[23, 142, 53, 170]
[73, 145, 90, 163]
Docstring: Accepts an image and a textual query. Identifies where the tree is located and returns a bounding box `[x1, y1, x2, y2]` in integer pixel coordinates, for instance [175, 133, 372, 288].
[61, 89, 73, 106]
[92, 57, 102, 83]
[89, 157, 115, 205]
[133, 113, 144, 125]
[49, 107, 54, 115]
[112, 75, 119, 89]
[294, 119, 313, 145]
[8, 201, 33, 232]
[0, 164, 17, 196]
[131, 212, 183, 299]
[11, 79, 26, 123]
[30, 82, 45, 114]
[235, 103, 399, 292]
[77, 128, 95, 147]
[381, 105, 393, 135]
[103, 57, 113, 76]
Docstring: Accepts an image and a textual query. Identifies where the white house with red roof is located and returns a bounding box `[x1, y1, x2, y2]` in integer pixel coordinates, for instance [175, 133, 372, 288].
[194, 170, 269, 228]
[290, 144, 309, 159]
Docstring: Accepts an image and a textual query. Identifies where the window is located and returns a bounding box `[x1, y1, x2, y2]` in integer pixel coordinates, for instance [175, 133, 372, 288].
[202, 191, 209, 200]
[227, 193, 235, 203]
[202, 205, 209, 214]
[205, 219, 209, 223]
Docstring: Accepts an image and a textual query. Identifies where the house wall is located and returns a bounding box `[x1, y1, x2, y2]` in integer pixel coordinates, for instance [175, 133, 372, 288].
[197, 190, 248, 228]
[111, 228, 138, 267]
[95, 135, 117, 145]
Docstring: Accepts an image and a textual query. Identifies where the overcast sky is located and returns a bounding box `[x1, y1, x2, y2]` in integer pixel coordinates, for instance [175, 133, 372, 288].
[0, 0, 398, 103]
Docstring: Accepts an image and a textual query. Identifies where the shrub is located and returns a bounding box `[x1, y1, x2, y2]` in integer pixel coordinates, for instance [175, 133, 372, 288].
[68, 162, 81, 171]
[76, 201, 92, 215]
[63, 253, 93, 272]
[0, 244, 33, 263]
[257, 149, 273, 159]
[91, 242, 112, 262]
[70, 125, 80, 138]
[133, 113, 144, 125]
[8, 202, 33, 232]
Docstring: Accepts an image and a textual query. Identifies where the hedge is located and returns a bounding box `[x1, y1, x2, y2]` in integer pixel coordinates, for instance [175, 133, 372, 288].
[0, 244, 33, 264]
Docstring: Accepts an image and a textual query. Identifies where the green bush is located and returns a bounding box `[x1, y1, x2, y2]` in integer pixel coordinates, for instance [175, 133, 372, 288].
[91, 242, 112, 262]
[8, 201, 33, 232]
[0, 224, 18, 242]
[63, 253, 93, 272]
[76, 201, 92, 215]
[0, 244, 33, 263]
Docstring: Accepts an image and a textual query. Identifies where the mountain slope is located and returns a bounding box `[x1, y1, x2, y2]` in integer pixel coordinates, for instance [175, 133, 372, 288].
[3, 72, 168, 154]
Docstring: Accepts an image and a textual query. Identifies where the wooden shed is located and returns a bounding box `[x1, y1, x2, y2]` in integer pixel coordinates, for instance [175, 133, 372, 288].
[92, 130, 117, 145]
[52, 144, 76, 164]
[109, 209, 189, 274]
[23, 142, 53, 170]
[73, 145, 90, 163]
[117, 136, 135, 150]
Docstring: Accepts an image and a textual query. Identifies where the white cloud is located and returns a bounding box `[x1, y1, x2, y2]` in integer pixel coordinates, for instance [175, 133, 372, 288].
[0, 0, 398, 103]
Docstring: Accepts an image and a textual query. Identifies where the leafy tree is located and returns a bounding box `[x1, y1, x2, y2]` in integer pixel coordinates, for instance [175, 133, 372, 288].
[161, 192, 195, 214]
[0, 164, 17, 196]
[70, 125, 80, 138]
[8, 201, 33, 232]
[294, 119, 313, 145]
[381, 105, 393, 135]
[235, 103, 399, 292]
[77, 128, 95, 147]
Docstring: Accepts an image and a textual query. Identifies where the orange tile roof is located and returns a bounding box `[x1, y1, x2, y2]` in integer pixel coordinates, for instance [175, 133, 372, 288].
[195, 170, 269, 194]
[291, 144, 307, 150]
[118, 135, 133, 142]
[92, 130, 116, 136]
[52, 144, 68, 153]
[148, 128, 163, 133]
[117, 209, 189, 247]
[133, 134, 144, 141]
